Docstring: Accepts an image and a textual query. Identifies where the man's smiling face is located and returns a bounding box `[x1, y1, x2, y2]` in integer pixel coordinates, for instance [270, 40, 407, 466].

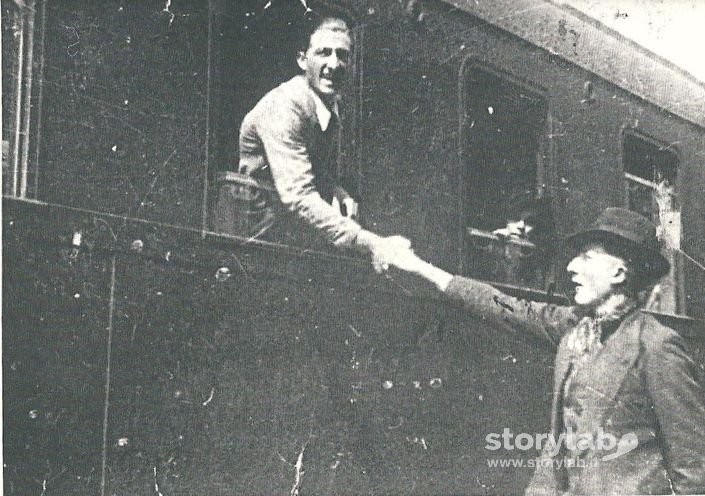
[297, 18, 351, 103]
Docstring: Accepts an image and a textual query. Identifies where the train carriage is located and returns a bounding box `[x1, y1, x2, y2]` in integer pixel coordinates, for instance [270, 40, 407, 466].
[3, 0, 704, 494]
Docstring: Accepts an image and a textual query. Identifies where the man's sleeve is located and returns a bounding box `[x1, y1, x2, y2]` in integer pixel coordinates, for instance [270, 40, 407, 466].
[643, 328, 705, 493]
[257, 97, 361, 247]
[444, 276, 577, 347]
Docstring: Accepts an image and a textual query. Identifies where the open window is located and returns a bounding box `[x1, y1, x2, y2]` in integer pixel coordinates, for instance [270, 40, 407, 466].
[209, 1, 363, 251]
[460, 63, 553, 291]
[623, 130, 682, 314]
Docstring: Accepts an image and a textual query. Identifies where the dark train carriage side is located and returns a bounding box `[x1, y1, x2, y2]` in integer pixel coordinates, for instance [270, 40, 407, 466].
[3, 1, 704, 495]
[347, 0, 705, 317]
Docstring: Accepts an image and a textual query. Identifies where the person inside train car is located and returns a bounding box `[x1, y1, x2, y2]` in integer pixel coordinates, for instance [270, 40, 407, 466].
[234, 4, 407, 272]
[490, 195, 557, 287]
[388, 207, 705, 495]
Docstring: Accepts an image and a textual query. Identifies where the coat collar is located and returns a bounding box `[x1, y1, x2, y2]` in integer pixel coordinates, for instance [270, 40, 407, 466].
[288, 75, 341, 131]
[566, 296, 640, 355]
[309, 88, 339, 132]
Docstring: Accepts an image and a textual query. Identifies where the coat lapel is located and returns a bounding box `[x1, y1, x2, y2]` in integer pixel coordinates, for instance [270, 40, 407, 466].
[564, 312, 644, 430]
[550, 338, 574, 436]
[543, 311, 645, 493]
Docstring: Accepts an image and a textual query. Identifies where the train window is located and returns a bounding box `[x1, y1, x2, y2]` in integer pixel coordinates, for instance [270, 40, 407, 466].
[460, 65, 553, 291]
[2, 0, 38, 198]
[622, 131, 682, 313]
[210, 2, 363, 252]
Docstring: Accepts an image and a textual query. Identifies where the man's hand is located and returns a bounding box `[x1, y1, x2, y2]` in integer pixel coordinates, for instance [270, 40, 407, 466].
[385, 246, 427, 273]
[356, 230, 454, 290]
[332, 187, 359, 219]
[386, 245, 455, 291]
[354, 231, 411, 273]
[364, 235, 409, 273]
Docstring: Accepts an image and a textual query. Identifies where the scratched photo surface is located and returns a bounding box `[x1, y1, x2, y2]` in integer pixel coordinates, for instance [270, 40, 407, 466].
[3, 1, 705, 495]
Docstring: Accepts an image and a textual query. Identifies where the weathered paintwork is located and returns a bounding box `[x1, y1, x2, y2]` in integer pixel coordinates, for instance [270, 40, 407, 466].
[442, 0, 705, 128]
[37, 0, 209, 228]
[3, 0, 705, 494]
[4, 198, 558, 494]
[350, 0, 705, 315]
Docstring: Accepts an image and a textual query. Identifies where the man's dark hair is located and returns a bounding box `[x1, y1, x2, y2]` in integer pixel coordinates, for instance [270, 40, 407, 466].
[297, 2, 356, 52]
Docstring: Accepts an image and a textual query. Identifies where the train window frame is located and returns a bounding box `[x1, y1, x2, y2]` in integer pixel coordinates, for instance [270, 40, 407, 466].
[2, 0, 44, 200]
[457, 57, 556, 296]
[620, 127, 685, 315]
[207, 4, 366, 254]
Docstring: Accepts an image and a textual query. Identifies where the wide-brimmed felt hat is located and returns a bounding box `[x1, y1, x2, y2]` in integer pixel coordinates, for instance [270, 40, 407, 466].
[564, 207, 670, 280]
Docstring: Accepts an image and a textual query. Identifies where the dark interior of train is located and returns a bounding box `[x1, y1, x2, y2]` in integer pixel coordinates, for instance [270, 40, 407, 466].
[209, 1, 304, 174]
[461, 67, 553, 289]
[623, 131, 679, 220]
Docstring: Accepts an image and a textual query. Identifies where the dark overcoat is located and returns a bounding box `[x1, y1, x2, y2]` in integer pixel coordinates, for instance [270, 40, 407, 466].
[445, 276, 705, 495]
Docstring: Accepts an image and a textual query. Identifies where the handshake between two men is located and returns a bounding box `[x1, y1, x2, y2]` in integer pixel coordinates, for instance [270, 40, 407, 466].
[329, 188, 428, 277]
[360, 233, 455, 292]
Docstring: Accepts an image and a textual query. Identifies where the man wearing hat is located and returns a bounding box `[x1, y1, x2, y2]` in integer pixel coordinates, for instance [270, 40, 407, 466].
[389, 207, 705, 494]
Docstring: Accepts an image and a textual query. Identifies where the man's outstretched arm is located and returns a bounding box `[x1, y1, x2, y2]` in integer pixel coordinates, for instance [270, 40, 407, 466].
[388, 247, 576, 347]
[257, 98, 412, 272]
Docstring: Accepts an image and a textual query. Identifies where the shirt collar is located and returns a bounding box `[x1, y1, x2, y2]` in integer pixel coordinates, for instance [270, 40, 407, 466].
[310, 89, 339, 131]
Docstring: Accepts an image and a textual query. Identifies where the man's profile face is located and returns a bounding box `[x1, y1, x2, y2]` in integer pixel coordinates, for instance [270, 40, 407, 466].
[297, 18, 351, 102]
[566, 243, 627, 307]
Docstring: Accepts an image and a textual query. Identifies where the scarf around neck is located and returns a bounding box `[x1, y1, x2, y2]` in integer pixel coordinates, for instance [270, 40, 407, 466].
[567, 296, 640, 356]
